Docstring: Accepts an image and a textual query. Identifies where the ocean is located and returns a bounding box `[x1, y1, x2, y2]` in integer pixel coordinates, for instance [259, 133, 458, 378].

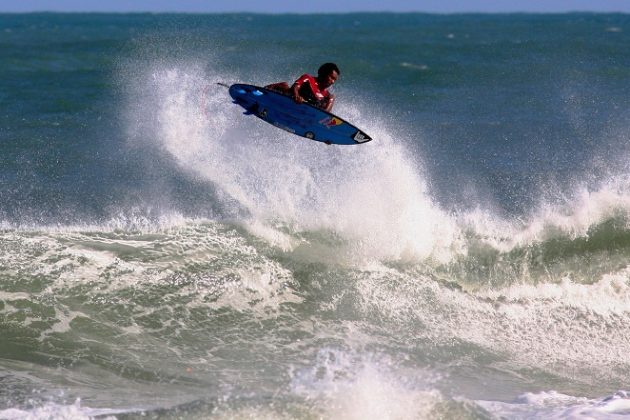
[1, 12, 630, 419]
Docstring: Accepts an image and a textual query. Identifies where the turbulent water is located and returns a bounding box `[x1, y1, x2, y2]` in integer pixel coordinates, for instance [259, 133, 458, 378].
[2, 12, 630, 419]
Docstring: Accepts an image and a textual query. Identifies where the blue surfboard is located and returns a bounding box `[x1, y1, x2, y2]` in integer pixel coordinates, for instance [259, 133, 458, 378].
[227, 83, 372, 145]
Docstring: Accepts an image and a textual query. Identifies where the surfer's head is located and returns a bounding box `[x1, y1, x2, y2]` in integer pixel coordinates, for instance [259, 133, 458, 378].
[317, 63, 340, 89]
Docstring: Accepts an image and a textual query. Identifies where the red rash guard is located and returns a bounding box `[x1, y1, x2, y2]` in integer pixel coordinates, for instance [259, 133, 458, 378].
[293, 74, 330, 106]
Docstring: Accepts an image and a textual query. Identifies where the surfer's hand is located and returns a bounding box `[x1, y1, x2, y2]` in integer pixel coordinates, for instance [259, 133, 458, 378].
[293, 94, 304, 104]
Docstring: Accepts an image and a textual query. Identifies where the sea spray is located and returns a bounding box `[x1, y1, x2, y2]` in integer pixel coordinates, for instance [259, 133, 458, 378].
[126, 63, 463, 263]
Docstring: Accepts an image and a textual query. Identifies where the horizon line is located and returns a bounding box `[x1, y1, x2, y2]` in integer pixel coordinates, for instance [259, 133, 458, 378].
[1, 9, 629, 15]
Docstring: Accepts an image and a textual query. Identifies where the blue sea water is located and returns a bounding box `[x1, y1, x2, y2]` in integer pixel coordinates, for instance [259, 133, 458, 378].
[1, 12, 630, 419]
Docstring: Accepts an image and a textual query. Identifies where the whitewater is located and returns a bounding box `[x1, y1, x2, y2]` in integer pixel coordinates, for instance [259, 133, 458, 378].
[2, 12, 630, 419]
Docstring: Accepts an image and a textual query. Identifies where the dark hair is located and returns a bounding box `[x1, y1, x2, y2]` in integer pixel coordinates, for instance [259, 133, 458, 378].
[318, 62, 340, 77]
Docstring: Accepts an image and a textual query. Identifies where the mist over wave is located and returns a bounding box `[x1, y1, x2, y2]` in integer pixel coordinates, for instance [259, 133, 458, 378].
[122, 60, 461, 263]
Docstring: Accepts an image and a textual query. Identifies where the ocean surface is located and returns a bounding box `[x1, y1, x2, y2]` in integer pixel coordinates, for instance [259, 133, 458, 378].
[1, 12, 630, 419]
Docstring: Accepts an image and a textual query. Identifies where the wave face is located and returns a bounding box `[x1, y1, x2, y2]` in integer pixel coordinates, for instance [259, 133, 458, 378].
[2, 12, 630, 418]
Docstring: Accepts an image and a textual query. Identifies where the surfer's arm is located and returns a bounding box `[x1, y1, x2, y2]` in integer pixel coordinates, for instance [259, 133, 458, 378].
[290, 82, 305, 104]
[323, 93, 335, 112]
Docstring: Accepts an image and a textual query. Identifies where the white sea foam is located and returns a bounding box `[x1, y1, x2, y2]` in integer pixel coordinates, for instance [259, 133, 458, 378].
[348, 260, 630, 389]
[478, 390, 630, 419]
[290, 348, 442, 420]
[0, 399, 129, 420]
[477, 268, 630, 316]
[0, 223, 301, 332]
[460, 177, 630, 253]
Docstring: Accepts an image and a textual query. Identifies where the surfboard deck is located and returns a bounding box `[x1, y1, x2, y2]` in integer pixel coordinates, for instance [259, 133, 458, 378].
[227, 83, 372, 145]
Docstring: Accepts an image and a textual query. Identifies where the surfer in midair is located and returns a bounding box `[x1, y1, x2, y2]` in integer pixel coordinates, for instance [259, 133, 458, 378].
[265, 63, 339, 112]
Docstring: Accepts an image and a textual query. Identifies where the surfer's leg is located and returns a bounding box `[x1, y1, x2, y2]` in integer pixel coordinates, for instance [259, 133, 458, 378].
[264, 82, 290, 95]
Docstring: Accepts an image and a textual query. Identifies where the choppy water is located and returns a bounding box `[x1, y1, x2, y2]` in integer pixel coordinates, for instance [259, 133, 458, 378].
[2, 12, 630, 419]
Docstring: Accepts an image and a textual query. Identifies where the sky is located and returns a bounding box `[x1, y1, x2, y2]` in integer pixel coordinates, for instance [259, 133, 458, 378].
[2, 0, 630, 13]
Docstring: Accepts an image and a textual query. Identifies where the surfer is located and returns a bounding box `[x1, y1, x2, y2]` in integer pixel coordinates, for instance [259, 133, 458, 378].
[265, 63, 339, 112]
